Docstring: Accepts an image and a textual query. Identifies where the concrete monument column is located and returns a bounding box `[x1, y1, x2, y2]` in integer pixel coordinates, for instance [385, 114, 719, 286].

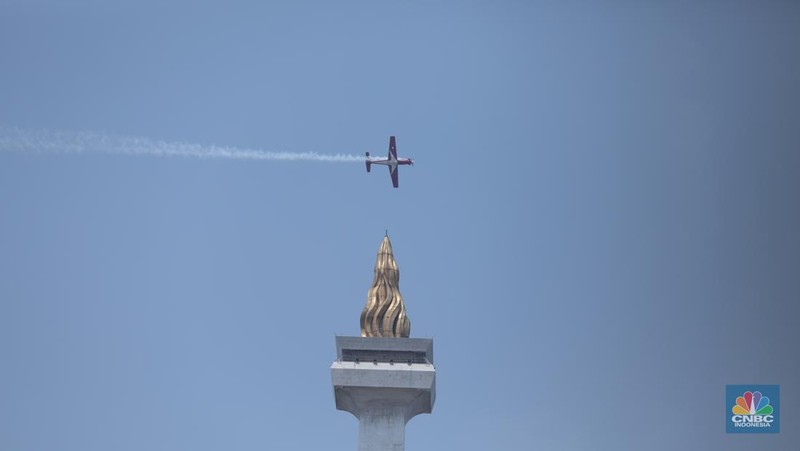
[331, 235, 436, 451]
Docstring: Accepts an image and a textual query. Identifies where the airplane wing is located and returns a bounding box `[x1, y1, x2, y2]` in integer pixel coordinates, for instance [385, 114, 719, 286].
[388, 136, 397, 160]
[390, 165, 399, 188]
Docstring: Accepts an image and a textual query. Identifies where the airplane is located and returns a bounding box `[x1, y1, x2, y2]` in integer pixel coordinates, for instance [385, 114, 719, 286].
[365, 136, 413, 188]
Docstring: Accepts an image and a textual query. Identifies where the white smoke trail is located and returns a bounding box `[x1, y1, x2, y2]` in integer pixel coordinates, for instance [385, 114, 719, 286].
[0, 125, 363, 162]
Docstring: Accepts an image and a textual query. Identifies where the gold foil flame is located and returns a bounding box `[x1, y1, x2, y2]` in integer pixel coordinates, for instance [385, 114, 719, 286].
[360, 235, 411, 338]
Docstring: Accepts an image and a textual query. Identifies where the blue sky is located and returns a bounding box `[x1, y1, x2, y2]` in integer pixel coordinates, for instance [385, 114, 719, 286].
[1, 2, 798, 450]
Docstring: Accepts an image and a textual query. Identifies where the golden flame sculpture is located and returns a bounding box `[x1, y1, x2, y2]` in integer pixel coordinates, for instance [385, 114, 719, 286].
[360, 235, 411, 338]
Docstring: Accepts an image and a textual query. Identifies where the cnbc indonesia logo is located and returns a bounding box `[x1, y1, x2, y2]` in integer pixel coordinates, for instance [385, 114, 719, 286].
[726, 385, 780, 433]
[732, 391, 773, 426]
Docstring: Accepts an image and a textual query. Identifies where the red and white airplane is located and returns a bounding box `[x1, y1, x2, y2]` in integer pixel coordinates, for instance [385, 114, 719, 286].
[365, 136, 413, 188]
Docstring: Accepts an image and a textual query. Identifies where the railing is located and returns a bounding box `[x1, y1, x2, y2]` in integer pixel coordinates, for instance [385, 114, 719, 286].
[339, 349, 430, 365]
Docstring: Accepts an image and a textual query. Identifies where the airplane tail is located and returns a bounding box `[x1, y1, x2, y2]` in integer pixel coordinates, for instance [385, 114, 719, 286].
[365, 152, 371, 172]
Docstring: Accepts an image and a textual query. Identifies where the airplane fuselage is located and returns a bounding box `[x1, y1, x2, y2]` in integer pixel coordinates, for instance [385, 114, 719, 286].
[367, 158, 413, 170]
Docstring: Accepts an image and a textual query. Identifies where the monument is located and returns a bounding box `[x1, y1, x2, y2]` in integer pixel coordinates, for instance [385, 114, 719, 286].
[331, 234, 436, 451]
